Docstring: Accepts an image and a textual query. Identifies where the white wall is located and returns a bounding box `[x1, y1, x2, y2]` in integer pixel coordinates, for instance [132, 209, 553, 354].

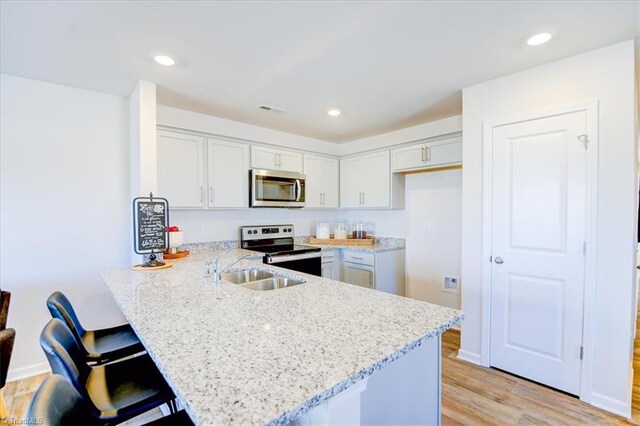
[338, 115, 461, 156]
[158, 105, 339, 156]
[341, 170, 462, 309]
[460, 40, 637, 415]
[0, 74, 130, 378]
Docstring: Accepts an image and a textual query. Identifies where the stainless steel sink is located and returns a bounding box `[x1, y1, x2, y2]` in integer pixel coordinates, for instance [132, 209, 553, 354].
[241, 277, 306, 291]
[221, 269, 273, 284]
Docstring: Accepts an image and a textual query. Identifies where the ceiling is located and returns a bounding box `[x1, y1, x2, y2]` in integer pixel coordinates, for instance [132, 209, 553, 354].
[1, 2, 638, 143]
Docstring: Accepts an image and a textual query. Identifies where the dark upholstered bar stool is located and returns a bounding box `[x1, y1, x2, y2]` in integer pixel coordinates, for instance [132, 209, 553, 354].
[40, 319, 175, 424]
[27, 375, 194, 426]
[0, 290, 15, 419]
[46, 291, 144, 364]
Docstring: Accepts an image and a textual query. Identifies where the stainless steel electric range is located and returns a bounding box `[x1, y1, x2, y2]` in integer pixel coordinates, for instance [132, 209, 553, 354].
[240, 225, 321, 276]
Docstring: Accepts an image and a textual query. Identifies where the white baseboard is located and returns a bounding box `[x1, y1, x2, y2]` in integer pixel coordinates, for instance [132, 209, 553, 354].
[589, 392, 631, 419]
[6, 362, 50, 382]
[456, 349, 482, 365]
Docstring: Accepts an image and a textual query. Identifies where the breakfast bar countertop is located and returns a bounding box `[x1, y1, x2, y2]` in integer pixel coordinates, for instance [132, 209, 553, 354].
[100, 249, 462, 426]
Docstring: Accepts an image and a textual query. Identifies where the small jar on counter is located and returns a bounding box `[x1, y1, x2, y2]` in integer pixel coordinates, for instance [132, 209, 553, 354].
[334, 222, 349, 240]
[316, 222, 331, 239]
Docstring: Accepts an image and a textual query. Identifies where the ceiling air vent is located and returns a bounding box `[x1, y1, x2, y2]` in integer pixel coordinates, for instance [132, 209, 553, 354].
[257, 105, 285, 114]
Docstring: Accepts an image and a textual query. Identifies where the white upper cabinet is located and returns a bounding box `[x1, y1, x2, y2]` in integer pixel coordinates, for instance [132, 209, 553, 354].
[207, 138, 249, 208]
[157, 130, 205, 208]
[303, 154, 339, 209]
[157, 130, 249, 209]
[251, 145, 303, 173]
[340, 150, 403, 209]
[391, 136, 462, 172]
[339, 156, 363, 208]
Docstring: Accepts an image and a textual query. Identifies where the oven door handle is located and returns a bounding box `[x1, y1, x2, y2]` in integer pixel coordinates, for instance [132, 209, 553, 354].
[265, 252, 321, 264]
[295, 179, 302, 202]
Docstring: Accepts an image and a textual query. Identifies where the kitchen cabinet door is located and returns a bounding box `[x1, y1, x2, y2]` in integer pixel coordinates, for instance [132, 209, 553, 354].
[303, 155, 322, 208]
[278, 150, 303, 173]
[207, 139, 249, 208]
[392, 144, 426, 171]
[304, 154, 339, 209]
[157, 131, 205, 208]
[340, 156, 363, 208]
[424, 139, 461, 168]
[321, 157, 339, 208]
[362, 151, 390, 208]
[251, 145, 303, 173]
[391, 137, 462, 172]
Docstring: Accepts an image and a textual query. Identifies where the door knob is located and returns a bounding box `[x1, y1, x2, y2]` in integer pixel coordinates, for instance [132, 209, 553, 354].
[494, 256, 504, 264]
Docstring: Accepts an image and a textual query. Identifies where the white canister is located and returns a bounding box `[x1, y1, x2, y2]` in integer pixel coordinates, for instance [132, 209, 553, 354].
[316, 222, 331, 239]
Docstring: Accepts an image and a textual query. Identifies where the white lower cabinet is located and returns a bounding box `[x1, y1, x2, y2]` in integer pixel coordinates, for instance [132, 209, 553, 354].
[321, 250, 341, 280]
[340, 249, 405, 296]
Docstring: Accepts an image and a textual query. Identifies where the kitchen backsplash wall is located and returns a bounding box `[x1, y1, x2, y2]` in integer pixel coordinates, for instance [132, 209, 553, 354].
[172, 169, 462, 310]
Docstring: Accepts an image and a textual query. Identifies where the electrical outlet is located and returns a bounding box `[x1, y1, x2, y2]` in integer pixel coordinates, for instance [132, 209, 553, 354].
[443, 276, 460, 294]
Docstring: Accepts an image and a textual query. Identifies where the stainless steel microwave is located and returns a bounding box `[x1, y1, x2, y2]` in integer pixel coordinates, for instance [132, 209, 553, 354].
[250, 169, 306, 208]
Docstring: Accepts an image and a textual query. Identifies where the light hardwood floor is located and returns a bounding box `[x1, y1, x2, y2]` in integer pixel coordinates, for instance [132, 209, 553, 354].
[442, 329, 638, 425]
[1, 330, 639, 425]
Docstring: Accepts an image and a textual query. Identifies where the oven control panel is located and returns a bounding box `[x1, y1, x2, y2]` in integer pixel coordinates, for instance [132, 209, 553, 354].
[241, 225, 294, 241]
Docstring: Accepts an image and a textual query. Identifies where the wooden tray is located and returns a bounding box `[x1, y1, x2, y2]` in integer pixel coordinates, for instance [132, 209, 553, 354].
[309, 237, 374, 246]
[163, 250, 190, 259]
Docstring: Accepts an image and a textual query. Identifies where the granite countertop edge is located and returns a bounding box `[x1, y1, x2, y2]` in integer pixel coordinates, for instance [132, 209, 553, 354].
[265, 313, 463, 426]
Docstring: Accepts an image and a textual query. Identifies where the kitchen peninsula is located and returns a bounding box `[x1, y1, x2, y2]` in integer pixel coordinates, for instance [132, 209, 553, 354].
[101, 249, 462, 425]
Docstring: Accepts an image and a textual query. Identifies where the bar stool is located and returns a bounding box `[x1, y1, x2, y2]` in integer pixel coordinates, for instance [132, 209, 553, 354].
[40, 318, 175, 424]
[27, 375, 193, 425]
[47, 291, 144, 364]
[0, 290, 15, 419]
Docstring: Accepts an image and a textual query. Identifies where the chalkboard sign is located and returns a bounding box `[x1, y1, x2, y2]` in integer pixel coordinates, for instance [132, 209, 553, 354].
[133, 194, 169, 255]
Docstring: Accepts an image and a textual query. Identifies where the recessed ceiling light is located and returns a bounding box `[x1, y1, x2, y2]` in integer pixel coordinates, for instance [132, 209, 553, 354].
[154, 55, 175, 66]
[327, 109, 341, 117]
[526, 32, 552, 46]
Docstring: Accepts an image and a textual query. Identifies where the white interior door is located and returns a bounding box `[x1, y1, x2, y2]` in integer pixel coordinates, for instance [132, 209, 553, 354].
[490, 111, 587, 395]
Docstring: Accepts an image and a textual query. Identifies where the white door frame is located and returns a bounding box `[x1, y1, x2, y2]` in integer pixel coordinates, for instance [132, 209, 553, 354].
[480, 100, 599, 402]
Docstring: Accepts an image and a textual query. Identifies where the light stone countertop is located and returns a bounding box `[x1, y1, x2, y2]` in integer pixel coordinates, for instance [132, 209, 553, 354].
[100, 249, 462, 426]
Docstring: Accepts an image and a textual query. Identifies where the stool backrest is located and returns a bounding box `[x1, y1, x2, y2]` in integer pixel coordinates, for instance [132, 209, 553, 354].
[0, 328, 15, 389]
[40, 319, 91, 398]
[27, 374, 101, 426]
[47, 291, 87, 342]
[1, 290, 11, 330]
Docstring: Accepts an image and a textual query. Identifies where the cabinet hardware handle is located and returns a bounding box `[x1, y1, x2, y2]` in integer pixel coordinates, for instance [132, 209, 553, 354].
[425, 146, 430, 162]
[362, 192, 365, 205]
[352, 256, 364, 260]
[421, 147, 426, 162]
[209, 186, 213, 203]
[200, 186, 203, 203]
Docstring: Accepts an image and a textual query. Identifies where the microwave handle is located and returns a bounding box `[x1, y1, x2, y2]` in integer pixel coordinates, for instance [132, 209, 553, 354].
[295, 179, 301, 202]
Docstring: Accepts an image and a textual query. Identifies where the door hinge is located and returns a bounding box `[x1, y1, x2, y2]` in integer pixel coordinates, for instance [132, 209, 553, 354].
[582, 241, 587, 256]
[580, 346, 584, 360]
[577, 134, 589, 150]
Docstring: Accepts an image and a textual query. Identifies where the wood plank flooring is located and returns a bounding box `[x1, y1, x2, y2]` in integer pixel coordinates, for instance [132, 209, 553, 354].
[1, 330, 638, 425]
[1, 372, 49, 425]
[442, 329, 638, 425]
